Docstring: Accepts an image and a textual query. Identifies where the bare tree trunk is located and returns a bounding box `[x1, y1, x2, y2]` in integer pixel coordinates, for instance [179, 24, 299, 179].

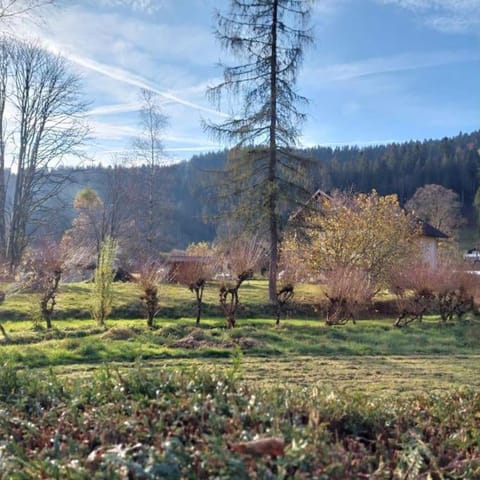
[40, 268, 61, 329]
[268, 0, 279, 304]
[195, 283, 204, 325]
[0, 41, 8, 258]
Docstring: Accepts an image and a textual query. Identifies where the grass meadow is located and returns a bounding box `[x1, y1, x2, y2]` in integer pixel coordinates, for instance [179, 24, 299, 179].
[0, 279, 479, 477]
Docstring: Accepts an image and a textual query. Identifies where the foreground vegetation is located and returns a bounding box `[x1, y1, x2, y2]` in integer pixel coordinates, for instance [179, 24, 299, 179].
[0, 364, 478, 479]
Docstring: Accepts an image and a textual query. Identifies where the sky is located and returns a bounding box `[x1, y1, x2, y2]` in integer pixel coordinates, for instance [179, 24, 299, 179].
[7, 0, 480, 165]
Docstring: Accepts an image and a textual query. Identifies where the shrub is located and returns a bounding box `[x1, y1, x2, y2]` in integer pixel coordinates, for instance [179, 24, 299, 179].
[175, 242, 217, 325]
[91, 236, 117, 326]
[217, 237, 264, 328]
[136, 259, 167, 328]
[391, 261, 479, 327]
[20, 242, 63, 329]
[323, 266, 377, 325]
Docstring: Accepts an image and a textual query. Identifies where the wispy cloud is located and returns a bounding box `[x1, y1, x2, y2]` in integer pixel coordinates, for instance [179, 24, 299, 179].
[86, 102, 141, 116]
[95, 0, 165, 14]
[89, 120, 139, 141]
[377, 0, 480, 34]
[305, 49, 479, 84]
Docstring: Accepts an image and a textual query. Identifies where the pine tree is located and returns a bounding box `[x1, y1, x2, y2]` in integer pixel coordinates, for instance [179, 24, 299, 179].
[205, 0, 314, 302]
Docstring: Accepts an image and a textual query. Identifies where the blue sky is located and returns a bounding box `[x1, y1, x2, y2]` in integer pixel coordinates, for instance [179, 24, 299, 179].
[11, 0, 480, 164]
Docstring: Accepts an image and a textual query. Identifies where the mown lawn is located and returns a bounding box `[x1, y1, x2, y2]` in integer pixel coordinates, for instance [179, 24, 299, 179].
[0, 279, 478, 395]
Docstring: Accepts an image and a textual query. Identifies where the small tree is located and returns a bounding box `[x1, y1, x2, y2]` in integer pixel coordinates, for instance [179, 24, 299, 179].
[21, 242, 63, 329]
[175, 242, 216, 325]
[217, 237, 264, 328]
[275, 284, 294, 326]
[91, 236, 116, 327]
[136, 259, 166, 329]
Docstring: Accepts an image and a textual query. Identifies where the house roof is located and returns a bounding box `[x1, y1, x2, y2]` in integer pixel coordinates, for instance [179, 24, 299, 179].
[289, 189, 332, 222]
[166, 253, 210, 264]
[419, 221, 449, 239]
[290, 188, 449, 239]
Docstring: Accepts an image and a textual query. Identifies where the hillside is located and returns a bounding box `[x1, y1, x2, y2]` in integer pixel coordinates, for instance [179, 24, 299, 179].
[35, 130, 480, 250]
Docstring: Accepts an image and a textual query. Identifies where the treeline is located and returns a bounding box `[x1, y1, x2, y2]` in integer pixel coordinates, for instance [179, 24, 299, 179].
[33, 129, 480, 251]
[307, 130, 480, 208]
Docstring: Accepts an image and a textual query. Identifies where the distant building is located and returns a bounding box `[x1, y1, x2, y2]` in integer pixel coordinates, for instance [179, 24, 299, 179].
[164, 251, 210, 282]
[417, 221, 448, 268]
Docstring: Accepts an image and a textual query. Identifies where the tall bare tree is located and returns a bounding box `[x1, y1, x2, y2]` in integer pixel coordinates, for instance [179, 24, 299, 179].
[133, 89, 168, 256]
[6, 40, 87, 267]
[0, 39, 9, 258]
[206, 0, 314, 302]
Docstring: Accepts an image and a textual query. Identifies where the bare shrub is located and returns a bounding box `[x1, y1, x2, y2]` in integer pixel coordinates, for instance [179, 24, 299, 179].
[391, 261, 478, 327]
[436, 266, 478, 322]
[272, 245, 309, 326]
[174, 243, 217, 325]
[391, 263, 436, 327]
[21, 241, 63, 329]
[219, 270, 253, 329]
[275, 284, 294, 326]
[218, 237, 265, 279]
[217, 237, 264, 328]
[136, 259, 167, 329]
[323, 266, 377, 325]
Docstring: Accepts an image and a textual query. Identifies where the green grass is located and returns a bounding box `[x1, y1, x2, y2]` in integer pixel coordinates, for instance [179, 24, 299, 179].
[0, 279, 478, 397]
[0, 318, 478, 395]
[0, 279, 323, 321]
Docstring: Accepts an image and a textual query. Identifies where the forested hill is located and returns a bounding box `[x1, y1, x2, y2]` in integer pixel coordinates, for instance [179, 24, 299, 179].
[174, 129, 480, 244]
[187, 130, 480, 208]
[53, 130, 480, 250]
[304, 130, 480, 207]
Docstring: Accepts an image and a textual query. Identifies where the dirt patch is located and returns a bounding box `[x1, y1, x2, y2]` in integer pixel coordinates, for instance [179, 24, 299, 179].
[236, 337, 264, 349]
[100, 326, 140, 341]
[170, 330, 264, 350]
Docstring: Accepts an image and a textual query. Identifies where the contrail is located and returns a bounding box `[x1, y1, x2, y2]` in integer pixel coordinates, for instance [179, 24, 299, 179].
[67, 52, 229, 118]
[32, 36, 228, 119]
